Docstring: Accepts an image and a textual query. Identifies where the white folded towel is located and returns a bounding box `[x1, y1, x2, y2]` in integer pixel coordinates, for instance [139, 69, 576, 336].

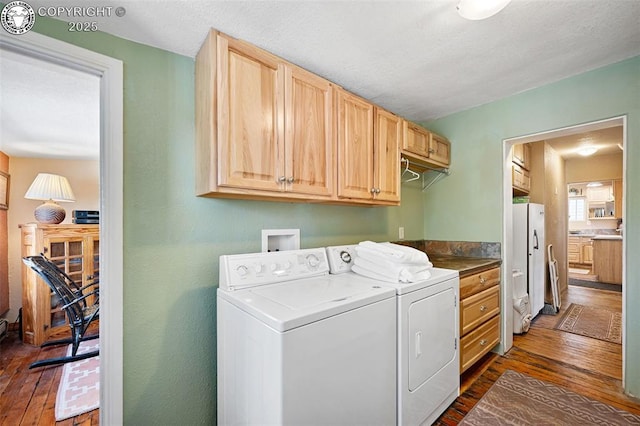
[353, 257, 432, 283]
[357, 241, 429, 265]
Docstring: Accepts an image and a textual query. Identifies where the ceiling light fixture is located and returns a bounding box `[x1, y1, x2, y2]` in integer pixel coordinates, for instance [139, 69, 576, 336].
[457, 0, 512, 20]
[577, 147, 598, 156]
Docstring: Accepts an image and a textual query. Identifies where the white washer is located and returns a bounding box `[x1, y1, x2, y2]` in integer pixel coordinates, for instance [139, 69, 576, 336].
[326, 245, 460, 426]
[217, 248, 397, 425]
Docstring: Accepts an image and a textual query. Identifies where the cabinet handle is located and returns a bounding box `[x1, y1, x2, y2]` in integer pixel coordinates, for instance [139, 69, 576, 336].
[480, 339, 487, 346]
[286, 176, 294, 184]
[370, 188, 376, 194]
[428, 148, 435, 154]
[375, 188, 381, 194]
[479, 276, 486, 284]
[277, 176, 286, 183]
[480, 305, 487, 312]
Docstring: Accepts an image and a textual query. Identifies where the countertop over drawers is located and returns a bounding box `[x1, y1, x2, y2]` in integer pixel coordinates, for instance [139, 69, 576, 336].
[429, 254, 501, 277]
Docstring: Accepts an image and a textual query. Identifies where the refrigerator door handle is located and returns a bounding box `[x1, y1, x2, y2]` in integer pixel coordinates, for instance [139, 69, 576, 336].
[533, 229, 539, 250]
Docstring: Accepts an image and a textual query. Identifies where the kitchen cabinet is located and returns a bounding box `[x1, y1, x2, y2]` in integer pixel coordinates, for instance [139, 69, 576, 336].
[196, 30, 333, 201]
[512, 143, 531, 170]
[459, 267, 501, 373]
[336, 90, 401, 204]
[614, 179, 623, 219]
[401, 121, 450, 168]
[512, 143, 531, 195]
[512, 163, 530, 195]
[20, 224, 99, 346]
[593, 238, 622, 284]
[568, 236, 593, 266]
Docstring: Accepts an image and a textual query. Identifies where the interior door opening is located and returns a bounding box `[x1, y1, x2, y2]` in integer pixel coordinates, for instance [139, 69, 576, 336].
[0, 31, 124, 424]
[502, 116, 626, 387]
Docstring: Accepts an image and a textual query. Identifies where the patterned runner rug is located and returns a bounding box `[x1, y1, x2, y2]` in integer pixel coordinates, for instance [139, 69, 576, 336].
[555, 303, 622, 344]
[460, 370, 640, 425]
[55, 340, 100, 421]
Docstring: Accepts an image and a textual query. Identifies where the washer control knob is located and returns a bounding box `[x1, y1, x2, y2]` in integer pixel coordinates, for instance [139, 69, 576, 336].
[340, 250, 352, 264]
[306, 254, 321, 268]
[236, 265, 249, 277]
[254, 263, 264, 273]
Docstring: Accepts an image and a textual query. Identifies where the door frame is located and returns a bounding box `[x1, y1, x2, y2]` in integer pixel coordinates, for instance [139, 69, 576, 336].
[502, 115, 626, 385]
[0, 31, 124, 423]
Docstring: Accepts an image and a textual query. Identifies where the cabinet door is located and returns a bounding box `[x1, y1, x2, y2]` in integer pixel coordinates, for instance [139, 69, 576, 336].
[46, 236, 88, 331]
[337, 90, 374, 200]
[512, 143, 530, 169]
[582, 240, 593, 265]
[614, 179, 623, 219]
[217, 34, 284, 192]
[285, 65, 333, 198]
[429, 133, 451, 167]
[374, 108, 401, 202]
[568, 237, 581, 263]
[403, 121, 430, 157]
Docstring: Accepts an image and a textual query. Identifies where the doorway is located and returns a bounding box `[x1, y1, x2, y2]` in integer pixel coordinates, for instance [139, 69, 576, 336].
[502, 116, 626, 383]
[0, 31, 123, 423]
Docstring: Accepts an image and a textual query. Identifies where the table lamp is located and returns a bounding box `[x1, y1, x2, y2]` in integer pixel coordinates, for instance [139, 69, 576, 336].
[24, 173, 76, 224]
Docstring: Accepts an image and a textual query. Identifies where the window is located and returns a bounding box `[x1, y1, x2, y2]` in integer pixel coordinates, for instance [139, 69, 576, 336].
[568, 197, 586, 221]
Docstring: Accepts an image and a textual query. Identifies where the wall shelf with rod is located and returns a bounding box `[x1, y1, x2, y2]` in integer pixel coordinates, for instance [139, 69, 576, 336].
[400, 156, 450, 191]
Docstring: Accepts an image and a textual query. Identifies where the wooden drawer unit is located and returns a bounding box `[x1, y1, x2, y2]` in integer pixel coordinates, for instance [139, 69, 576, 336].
[460, 267, 500, 299]
[460, 315, 501, 373]
[461, 285, 500, 336]
[459, 266, 501, 373]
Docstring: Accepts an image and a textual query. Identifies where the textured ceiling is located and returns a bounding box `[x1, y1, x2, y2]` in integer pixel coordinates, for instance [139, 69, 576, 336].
[0, 49, 100, 159]
[1, 0, 638, 159]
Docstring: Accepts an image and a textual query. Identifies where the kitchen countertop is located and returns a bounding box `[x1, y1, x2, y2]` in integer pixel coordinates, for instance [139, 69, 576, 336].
[591, 235, 622, 240]
[429, 254, 501, 277]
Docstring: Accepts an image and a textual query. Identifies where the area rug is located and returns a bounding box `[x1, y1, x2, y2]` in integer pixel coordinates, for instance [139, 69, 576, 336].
[555, 303, 622, 344]
[55, 340, 100, 421]
[459, 370, 640, 425]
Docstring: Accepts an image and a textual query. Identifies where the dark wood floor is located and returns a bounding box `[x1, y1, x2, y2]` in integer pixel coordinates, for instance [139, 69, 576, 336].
[2, 285, 639, 425]
[0, 323, 99, 425]
[436, 284, 640, 424]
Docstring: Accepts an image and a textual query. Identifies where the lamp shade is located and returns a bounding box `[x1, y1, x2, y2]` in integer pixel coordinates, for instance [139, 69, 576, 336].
[24, 173, 76, 202]
[24, 173, 76, 224]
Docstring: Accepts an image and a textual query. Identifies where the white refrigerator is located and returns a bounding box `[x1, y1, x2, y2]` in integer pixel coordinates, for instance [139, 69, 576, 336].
[513, 203, 545, 317]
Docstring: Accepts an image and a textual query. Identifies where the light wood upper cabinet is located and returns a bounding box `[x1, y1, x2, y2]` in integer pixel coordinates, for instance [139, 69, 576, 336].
[512, 143, 531, 170]
[373, 108, 401, 203]
[614, 179, 623, 219]
[336, 90, 400, 204]
[284, 65, 333, 197]
[196, 29, 453, 204]
[197, 30, 333, 200]
[402, 121, 450, 168]
[216, 34, 283, 192]
[337, 90, 375, 200]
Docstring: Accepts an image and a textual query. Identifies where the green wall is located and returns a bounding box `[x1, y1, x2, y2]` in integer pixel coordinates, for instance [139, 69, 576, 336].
[423, 56, 640, 397]
[29, 18, 425, 424]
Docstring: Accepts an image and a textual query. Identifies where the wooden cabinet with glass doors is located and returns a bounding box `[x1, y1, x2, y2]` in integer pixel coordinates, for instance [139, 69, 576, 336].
[19, 223, 99, 346]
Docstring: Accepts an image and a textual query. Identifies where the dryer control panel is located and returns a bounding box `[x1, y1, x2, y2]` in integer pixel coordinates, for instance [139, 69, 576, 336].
[326, 245, 358, 274]
[219, 248, 329, 291]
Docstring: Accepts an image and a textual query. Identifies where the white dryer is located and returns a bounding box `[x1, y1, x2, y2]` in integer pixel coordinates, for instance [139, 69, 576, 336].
[217, 248, 397, 425]
[326, 245, 460, 426]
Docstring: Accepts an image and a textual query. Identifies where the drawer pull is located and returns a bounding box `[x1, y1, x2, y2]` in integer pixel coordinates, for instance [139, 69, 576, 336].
[480, 339, 487, 346]
[480, 305, 487, 312]
[479, 276, 486, 284]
